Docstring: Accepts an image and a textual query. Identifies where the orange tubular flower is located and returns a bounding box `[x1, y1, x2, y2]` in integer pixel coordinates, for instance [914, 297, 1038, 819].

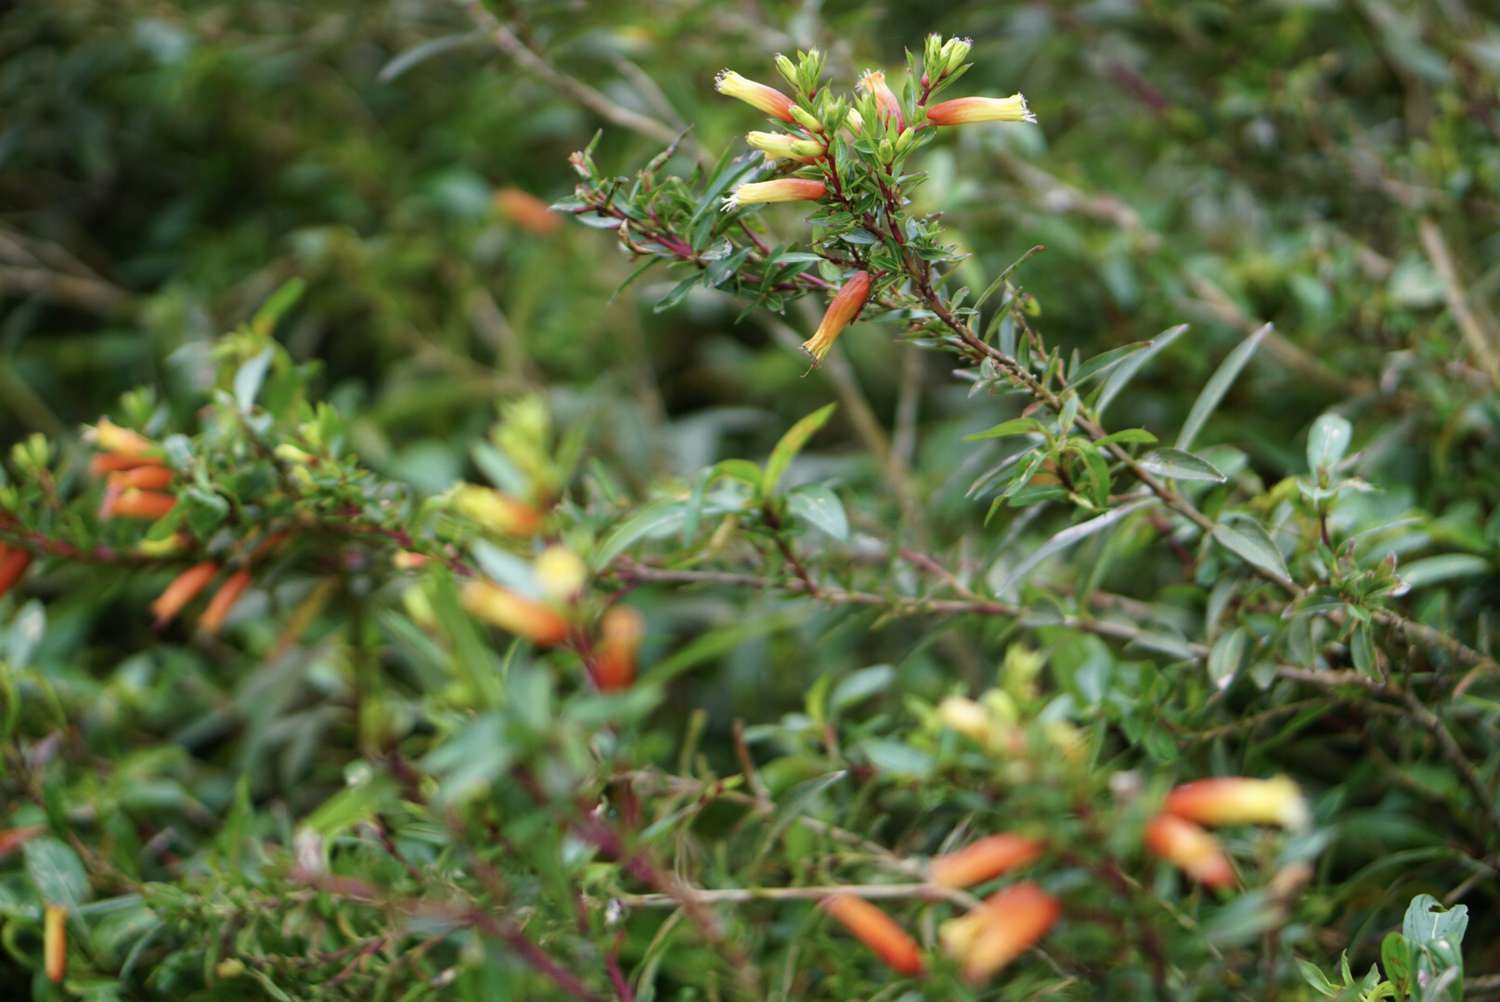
[714, 70, 796, 122]
[801, 271, 872, 365]
[461, 580, 570, 647]
[1164, 776, 1310, 830]
[108, 465, 174, 490]
[930, 833, 1045, 888]
[822, 894, 924, 976]
[44, 903, 66, 983]
[0, 545, 32, 599]
[452, 485, 543, 536]
[593, 605, 645, 691]
[722, 177, 827, 212]
[89, 453, 160, 476]
[89, 418, 155, 459]
[859, 69, 904, 128]
[1144, 813, 1234, 888]
[494, 186, 561, 235]
[940, 882, 1060, 983]
[925, 94, 1035, 127]
[105, 489, 177, 520]
[151, 561, 219, 627]
[199, 568, 252, 636]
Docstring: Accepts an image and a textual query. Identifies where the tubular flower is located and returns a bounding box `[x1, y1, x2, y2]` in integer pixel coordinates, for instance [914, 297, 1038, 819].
[494, 186, 561, 235]
[1144, 814, 1234, 888]
[930, 833, 1045, 888]
[534, 545, 588, 601]
[745, 130, 823, 163]
[722, 177, 826, 212]
[44, 903, 66, 983]
[104, 489, 177, 520]
[801, 271, 872, 364]
[151, 561, 219, 627]
[199, 568, 252, 636]
[88, 418, 155, 459]
[925, 94, 1035, 127]
[858, 69, 904, 128]
[89, 453, 159, 475]
[452, 485, 543, 536]
[461, 580, 570, 647]
[821, 894, 923, 976]
[594, 605, 645, 691]
[1164, 776, 1310, 830]
[940, 882, 1060, 983]
[0, 545, 32, 599]
[714, 70, 796, 122]
[108, 465, 173, 490]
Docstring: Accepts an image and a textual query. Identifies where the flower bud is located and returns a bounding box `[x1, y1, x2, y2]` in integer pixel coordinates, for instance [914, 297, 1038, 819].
[1143, 813, 1234, 888]
[105, 489, 177, 521]
[108, 465, 173, 490]
[745, 131, 823, 163]
[199, 568, 252, 636]
[452, 485, 543, 536]
[722, 178, 826, 212]
[151, 561, 219, 627]
[594, 605, 645, 691]
[786, 105, 821, 134]
[461, 580, 570, 647]
[936, 696, 994, 746]
[801, 271, 871, 365]
[940, 37, 973, 76]
[0, 545, 32, 600]
[930, 833, 1044, 888]
[1164, 776, 1310, 830]
[44, 903, 66, 983]
[714, 70, 795, 122]
[87, 418, 154, 459]
[822, 894, 923, 976]
[494, 186, 561, 235]
[858, 69, 904, 129]
[393, 550, 430, 571]
[925, 94, 1035, 127]
[843, 107, 865, 132]
[773, 53, 798, 87]
[939, 882, 1060, 983]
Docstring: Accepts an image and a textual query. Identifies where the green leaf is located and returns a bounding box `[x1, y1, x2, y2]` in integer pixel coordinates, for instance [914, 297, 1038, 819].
[763, 403, 836, 496]
[830, 665, 894, 713]
[786, 484, 848, 541]
[1381, 932, 1410, 992]
[1306, 413, 1353, 473]
[1214, 519, 1292, 583]
[989, 497, 1156, 598]
[1097, 324, 1188, 414]
[1176, 323, 1269, 450]
[303, 774, 398, 838]
[1208, 627, 1246, 691]
[1138, 448, 1227, 483]
[250, 278, 305, 337]
[233, 348, 275, 413]
[1296, 958, 1339, 997]
[858, 739, 935, 779]
[24, 837, 90, 907]
[592, 500, 689, 569]
[1399, 554, 1489, 590]
[964, 417, 1045, 442]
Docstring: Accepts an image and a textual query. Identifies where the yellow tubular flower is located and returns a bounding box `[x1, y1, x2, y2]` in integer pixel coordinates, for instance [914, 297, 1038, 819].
[714, 70, 795, 121]
[800, 271, 872, 365]
[721, 178, 827, 211]
[745, 131, 823, 162]
[925, 94, 1035, 126]
[1164, 776, 1310, 830]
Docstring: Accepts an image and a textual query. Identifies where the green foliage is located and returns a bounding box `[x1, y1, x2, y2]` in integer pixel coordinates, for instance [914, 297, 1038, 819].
[3, 1, 1500, 999]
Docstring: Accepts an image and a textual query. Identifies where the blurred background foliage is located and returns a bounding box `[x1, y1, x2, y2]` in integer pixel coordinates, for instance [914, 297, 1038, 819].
[3, 0, 1500, 997]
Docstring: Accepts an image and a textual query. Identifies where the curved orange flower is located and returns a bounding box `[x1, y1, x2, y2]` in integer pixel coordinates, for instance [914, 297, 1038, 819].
[822, 894, 923, 976]
[801, 271, 872, 365]
[1144, 813, 1234, 888]
[929, 833, 1044, 888]
[199, 568, 252, 636]
[151, 562, 220, 627]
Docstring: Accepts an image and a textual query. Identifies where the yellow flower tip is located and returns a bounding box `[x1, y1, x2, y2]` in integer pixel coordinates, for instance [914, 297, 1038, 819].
[714, 69, 795, 122]
[452, 484, 543, 536]
[535, 545, 588, 601]
[925, 93, 1036, 127]
[799, 270, 872, 365]
[935, 695, 994, 745]
[1164, 776, 1310, 831]
[858, 69, 904, 128]
[721, 177, 827, 212]
[88, 417, 155, 458]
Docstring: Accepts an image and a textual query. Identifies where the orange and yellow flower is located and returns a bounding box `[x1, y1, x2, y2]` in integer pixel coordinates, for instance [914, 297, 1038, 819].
[930, 833, 1045, 888]
[714, 70, 796, 122]
[858, 69, 904, 129]
[1164, 776, 1310, 830]
[199, 568, 253, 636]
[594, 605, 645, 691]
[494, 186, 561, 235]
[452, 485, 543, 537]
[461, 580, 570, 647]
[801, 271, 872, 364]
[925, 94, 1035, 127]
[151, 561, 220, 627]
[939, 882, 1060, 983]
[103, 489, 177, 521]
[1143, 813, 1234, 888]
[745, 131, 823, 163]
[822, 893, 923, 976]
[722, 177, 827, 212]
